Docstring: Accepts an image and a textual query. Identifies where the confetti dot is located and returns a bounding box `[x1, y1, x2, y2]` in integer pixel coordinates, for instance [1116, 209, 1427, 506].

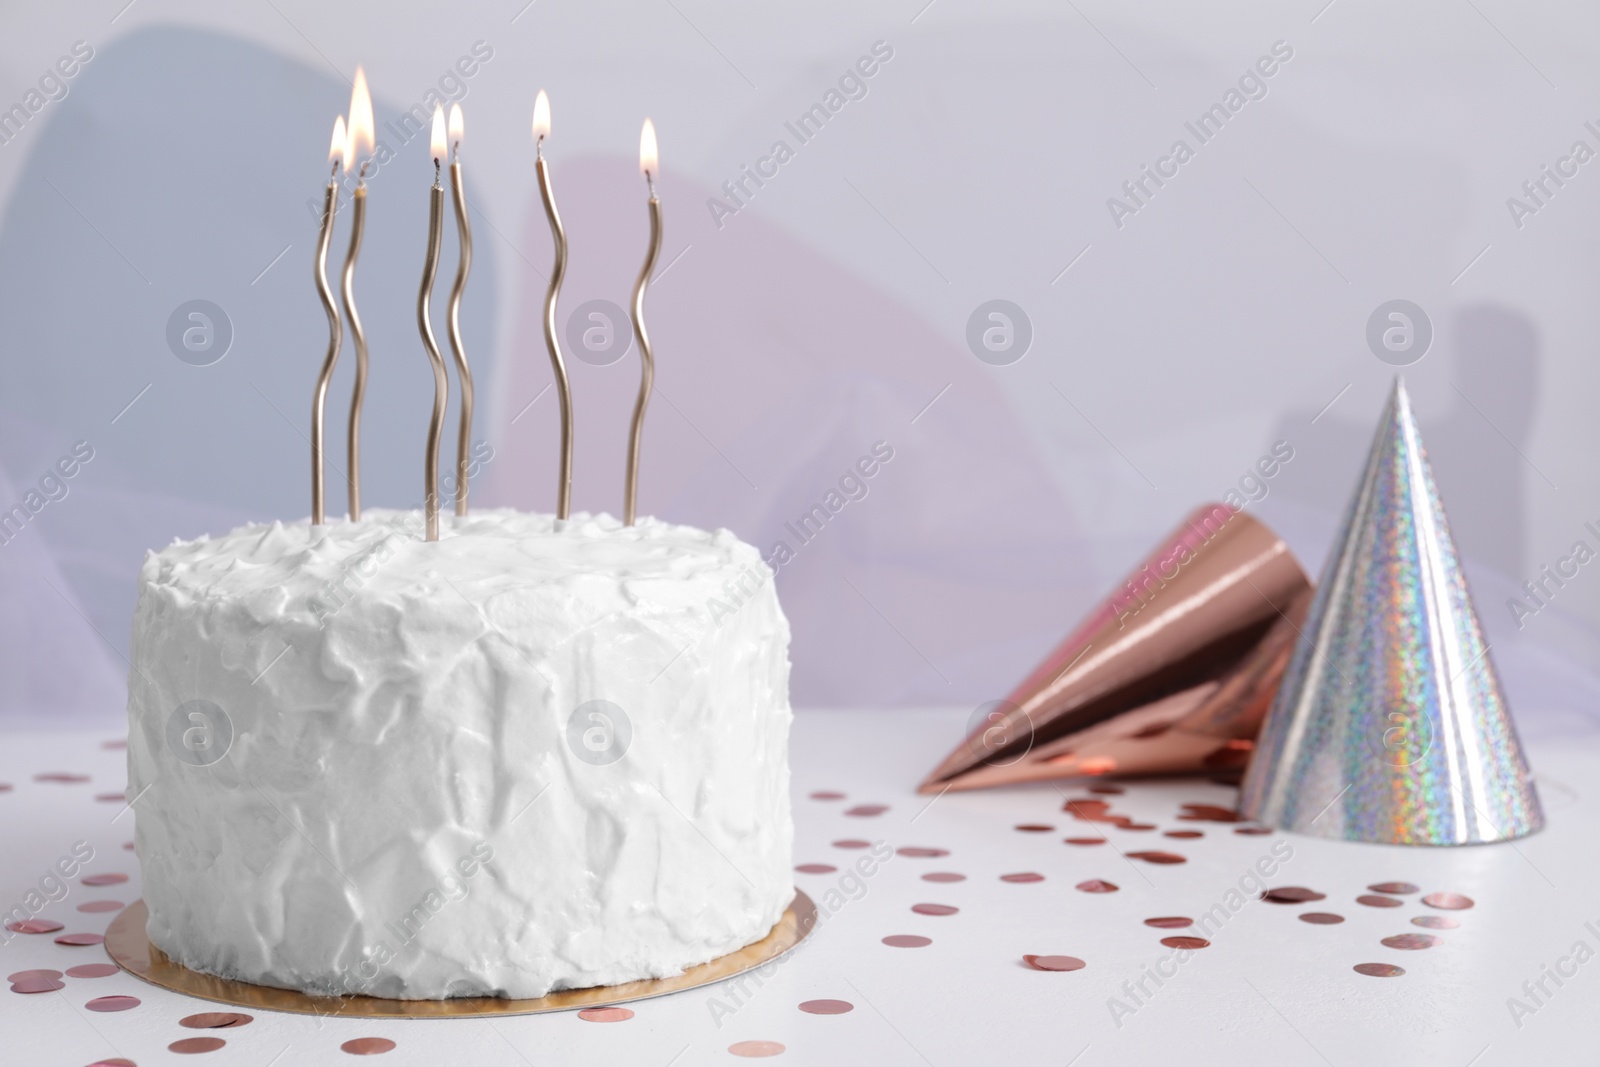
[1177, 803, 1242, 823]
[81, 873, 129, 887]
[795, 864, 836, 875]
[55, 932, 105, 946]
[1160, 936, 1210, 950]
[102, 739, 128, 750]
[1001, 872, 1044, 884]
[911, 903, 958, 916]
[1234, 826, 1272, 836]
[5, 918, 63, 934]
[1164, 830, 1204, 839]
[1118, 823, 1158, 832]
[881, 935, 931, 948]
[1411, 915, 1459, 930]
[844, 804, 888, 817]
[0, 783, 10, 792]
[95, 793, 126, 803]
[1298, 913, 1345, 925]
[1422, 892, 1474, 911]
[921, 872, 965, 883]
[1356, 895, 1404, 909]
[77, 901, 125, 914]
[799, 999, 854, 1014]
[895, 847, 949, 858]
[10, 976, 65, 993]
[341, 1038, 397, 1055]
[1087, 785, 1124, 795]
[1064, 837, 1106, 846]
[1126, 850, 1187, 865]
[1353, 963, 1406, 978]
[1260, 887, 1326, 904]
[1014, 823, 1054, 833]
[8, 969, 62, 982]
[122, 843, 135, 851]
[180, 1012, 253, 1028]
[86, 1059, 137, 1066]
[1381, 933, 1441, 950]
[729, 1041, 785, 1058]
[577, 1007, 634, 1022]
[809, 791, 845, 801]
[1022, 954, 1086, 971]
[1144, 917, 1193, 929]
[66, 964, 120, 979]
[35, 772, 90, 783]
[85, 995, 141, 1012]
[831, 839, 871, 850]
[1368, 881, 1420, 895]
[170, 1037, 227, 1053]
[1075, 879, 1119, 893]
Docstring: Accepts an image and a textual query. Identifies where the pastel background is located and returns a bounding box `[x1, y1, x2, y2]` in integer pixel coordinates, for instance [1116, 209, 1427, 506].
[0, 0, 1595, 732]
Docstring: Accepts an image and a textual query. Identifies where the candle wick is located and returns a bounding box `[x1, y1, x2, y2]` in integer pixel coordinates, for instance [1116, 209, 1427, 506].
[645, 170, 657, 198]
[452, 140, 461, 164]
[330, 160, 340, 180]
[434, 157, 442, 185]
[358, 159, 371, 181]
[536, 135, 544, 160]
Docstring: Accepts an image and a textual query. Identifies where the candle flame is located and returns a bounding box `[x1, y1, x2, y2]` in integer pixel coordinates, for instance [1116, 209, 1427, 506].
[448, 103, 464, 155]
[347, 66, 375, 171]
[639, 118, 658, 179]
[330, 115, 347, 168]
[532, 90, 551, 142]
[430, 104, 446, 163]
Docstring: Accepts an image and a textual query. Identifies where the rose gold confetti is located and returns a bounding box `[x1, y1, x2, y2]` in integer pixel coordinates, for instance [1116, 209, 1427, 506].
[798, 999, 854, 1014]
[1064, 836, 1107, 847]
[77, 901, 125, 913]
[1422, 892, 1474, 911]
[1298, 912, 1345, 925]
[81, 873, 128, 887]
[1368, 881, 1419, 895]
[795, 864, 836, 875]
[1357, 895, 1404, 909]
[1177, 803, 1242, 823]
[85, 995, 140, 1011]
[577, 1006, 634, 1022]
[1144, 917, 1193, 929]
[1164, 830, 1204, 839]
[86, 1059, 136, 1066]
[55, 932, 105, 946]
[1001, 872, 1045, 883]
[1014, 823, 1055, 833]
[1118, 823, 1158, 831]
[180, 1011, 253, 1028]
[922, 872, 965, 883]
[896, 846, 949, 858]
[1381, 933, 1440, 950]
[102, 739, 128, 750]
[881, 935, 931, 948]
[10, 976, 65, 993]
[844, 804, 888, 817]
[911, 903, 958, 916]
[1160, 936, 1210, 949]
[729, 1041, 785, 1058]
[809, 791, 845, 801]
[95, 793, 126, 803]
[1075, 879, 1119, 893]
[1126, 850, 1187, 865]
[1260, 887, 1326, 904]
[831, 839, 870, 850]
[1022, 954, 1086, 971]
[0, 783, 11, 792]
[170, 1037, 227, 1053]
[1233, 826, 1272, 835]
[341, 1038, 397, 1055]
[8, 968, 62, 982]
[122, 842, 135, 851]
[5, 918, 63, 934]
[1411, 915, 1459, 930]
[66, 964, 120, 979]
[1353, 963, 1406, 978]
[1087, 785, 1125, 795]
[34, 772, 90, 783]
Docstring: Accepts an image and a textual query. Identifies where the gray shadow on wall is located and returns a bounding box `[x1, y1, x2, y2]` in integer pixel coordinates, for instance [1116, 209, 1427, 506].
[0, 25, 496, 719]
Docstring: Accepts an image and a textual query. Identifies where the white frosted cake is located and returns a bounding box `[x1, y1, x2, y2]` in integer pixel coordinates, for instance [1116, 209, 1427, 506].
[125, 508, 794, 1000]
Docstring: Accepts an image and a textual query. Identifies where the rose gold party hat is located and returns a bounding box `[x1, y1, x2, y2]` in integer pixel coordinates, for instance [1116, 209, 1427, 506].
[920, 505, 1311, 793]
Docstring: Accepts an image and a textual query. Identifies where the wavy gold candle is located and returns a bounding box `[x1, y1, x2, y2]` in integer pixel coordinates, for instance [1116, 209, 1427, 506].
[446, 102, 474, 517]
[417, 105, 449, 542]
[532, 90, 573, 520]
[625, 118, 661, 527]
[310, 115, 344, 527]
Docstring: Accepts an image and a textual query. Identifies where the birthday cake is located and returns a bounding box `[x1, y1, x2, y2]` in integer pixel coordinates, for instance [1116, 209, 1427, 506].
[125, 508, 794, 1000]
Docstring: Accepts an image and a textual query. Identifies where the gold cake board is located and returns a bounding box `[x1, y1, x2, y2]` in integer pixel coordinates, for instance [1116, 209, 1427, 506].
[104, 891, 817, 1019]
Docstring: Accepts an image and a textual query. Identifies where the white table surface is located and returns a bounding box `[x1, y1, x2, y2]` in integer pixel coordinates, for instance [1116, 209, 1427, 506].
[4, 708, 1599, 1066]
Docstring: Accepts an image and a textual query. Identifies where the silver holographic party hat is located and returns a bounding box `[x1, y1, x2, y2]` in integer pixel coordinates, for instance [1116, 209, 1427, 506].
[1239, 377, 1543, 845]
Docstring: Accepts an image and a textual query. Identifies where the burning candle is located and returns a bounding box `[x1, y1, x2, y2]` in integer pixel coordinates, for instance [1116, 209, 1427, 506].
[416, 105, 450, 542]
[341, 67, 375, 520]
[532, 90, 574, 520]
[446, 102, 474, 517]
[624, 118, 662, 527]
[310, 114, 345, 527]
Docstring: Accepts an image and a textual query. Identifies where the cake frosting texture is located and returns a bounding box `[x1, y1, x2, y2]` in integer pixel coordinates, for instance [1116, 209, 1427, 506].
[126, 508, 793, 999]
